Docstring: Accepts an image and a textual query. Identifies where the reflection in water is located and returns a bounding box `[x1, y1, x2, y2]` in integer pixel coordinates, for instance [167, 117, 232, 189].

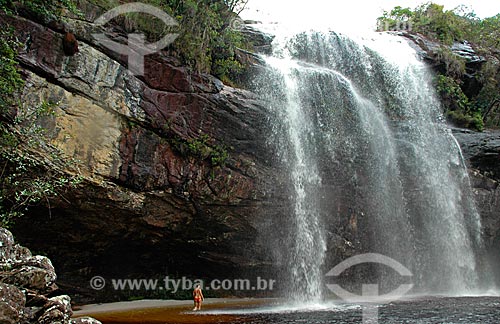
[78, 297, 500, 324]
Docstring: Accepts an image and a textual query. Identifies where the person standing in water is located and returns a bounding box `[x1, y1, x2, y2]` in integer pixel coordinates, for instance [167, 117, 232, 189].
[192, 284, 204, 311]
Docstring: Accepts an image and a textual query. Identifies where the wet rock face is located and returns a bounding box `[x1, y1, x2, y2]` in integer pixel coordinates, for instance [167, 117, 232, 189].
[453, 129, 500, 283]
[453, 129, 500, 182]
[469, 170, 500, 243]
[240, 24, 275, 55]
[0, 228, 101, 324]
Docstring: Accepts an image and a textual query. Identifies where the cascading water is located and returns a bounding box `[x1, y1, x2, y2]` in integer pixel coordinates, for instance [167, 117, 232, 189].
[254, 29, 493, 300]
[262, 57, 327, 301]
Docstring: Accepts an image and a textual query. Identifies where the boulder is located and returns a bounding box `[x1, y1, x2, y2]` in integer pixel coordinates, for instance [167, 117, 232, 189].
[240, 24, 275, 54]
[38, 295, 73, 324]
[450, 41, 486, 65]
[0, 228, 15, 261]
[0, 228, 101, 324]
[0, 283, 25, 324]
[2, 256, 57, 293]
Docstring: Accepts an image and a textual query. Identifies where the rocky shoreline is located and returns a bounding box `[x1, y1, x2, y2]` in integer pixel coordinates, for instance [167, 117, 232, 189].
[0, 228, 101, 324]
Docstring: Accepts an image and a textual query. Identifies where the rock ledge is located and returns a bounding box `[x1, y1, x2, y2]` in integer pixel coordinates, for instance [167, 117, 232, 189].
[0, 228, 101, 324]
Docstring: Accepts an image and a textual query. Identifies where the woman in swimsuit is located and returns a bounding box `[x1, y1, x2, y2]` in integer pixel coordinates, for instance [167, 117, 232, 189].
[192, 284, 204, 311]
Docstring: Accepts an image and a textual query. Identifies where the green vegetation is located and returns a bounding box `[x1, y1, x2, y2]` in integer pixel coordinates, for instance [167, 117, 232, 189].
[88, 0, 250, 83]
[377, 3, 500, 48]
[3, 0, 250, 82]
[1, 0, 79, 20]
[167, 0, 248, 82]
[0, 28, 23, 112]
[167, 133, 229, 167]
[378, 3, 500, 130]
[378, 3, 470, 44]
[0, 25, 81, 228]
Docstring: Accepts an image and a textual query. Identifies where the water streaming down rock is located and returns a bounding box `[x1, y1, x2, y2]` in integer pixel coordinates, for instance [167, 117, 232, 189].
[254, 30, 490, 300]
[262, 57, 327, 301]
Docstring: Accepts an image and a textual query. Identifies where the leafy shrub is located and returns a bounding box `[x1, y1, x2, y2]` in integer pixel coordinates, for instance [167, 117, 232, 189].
[162, 0, 250, 81]
[0, 25, 81, 227]
[446, 110, 484, 131]
[436, 75, 484, 131]
[471, 14, 500, 49]
[169, 133, 229, 167]
[1, 0, 79, 21]
[436, 75, 469, 111]
[0, 28, 23, 116]
[89, 0, 250, 82]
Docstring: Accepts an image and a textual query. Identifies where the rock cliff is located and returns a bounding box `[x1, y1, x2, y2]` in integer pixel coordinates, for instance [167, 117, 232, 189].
[405, 31, 500, 285]
[2, 1, 284, 302]
[453, 128, 500, 281]
[402, 31, 500, 256]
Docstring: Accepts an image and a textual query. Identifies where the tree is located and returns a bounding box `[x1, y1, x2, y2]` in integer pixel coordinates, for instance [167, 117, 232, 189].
[222, 0, 248, 14]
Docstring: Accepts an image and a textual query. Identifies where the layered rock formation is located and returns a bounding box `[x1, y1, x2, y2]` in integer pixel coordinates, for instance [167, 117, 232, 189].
[454, 130, 500, 286]
[402, 32, 487, 99]
[0, 228, 101, 323]
[2, 1, 499, 303]
[2, 1, 283, 302]
[453, 129, 500, 269]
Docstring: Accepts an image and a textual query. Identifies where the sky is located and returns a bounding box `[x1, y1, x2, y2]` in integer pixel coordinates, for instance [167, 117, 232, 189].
[241, 0, 500, 32]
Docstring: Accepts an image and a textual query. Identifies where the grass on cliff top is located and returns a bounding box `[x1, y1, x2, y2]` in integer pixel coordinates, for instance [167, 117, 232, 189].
[1, 0, 250, 84]
[87, 0, 249, 84]
[378, 3, 500, 130]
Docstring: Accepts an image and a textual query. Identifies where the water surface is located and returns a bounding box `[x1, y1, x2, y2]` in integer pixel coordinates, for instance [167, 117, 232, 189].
[76, 296, 500, 323]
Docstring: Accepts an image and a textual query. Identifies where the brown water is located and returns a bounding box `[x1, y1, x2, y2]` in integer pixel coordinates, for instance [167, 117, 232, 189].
[75, 296, 500, 324]
[74, 299, 269, 324]
[82, 306, 247, 324]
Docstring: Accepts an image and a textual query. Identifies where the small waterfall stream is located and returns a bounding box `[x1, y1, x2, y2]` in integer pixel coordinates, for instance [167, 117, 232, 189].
[254, 29, 491, 300]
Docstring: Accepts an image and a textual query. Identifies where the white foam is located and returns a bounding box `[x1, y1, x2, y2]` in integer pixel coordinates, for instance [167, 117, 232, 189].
[198, 301, 360, 315]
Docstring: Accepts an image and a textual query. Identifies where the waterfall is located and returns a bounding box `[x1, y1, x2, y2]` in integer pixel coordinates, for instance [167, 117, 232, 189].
[261, 57, 327, 301]
[254, 29, 491, 300]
